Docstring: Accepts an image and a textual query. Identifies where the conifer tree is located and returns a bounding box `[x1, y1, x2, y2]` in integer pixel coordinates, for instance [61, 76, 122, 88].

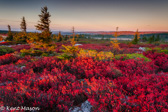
[72, 26, 75, 38]
[132, 29, 140, 44]
[155, 34, 160, 41]
[110, 27, 120, 50]
[142, 36, 147, 42]
[57, 31, 62, 42]
[8, 25, 11, 32]
[64, 35, 69, 41]
[149, 35, 155, 43]
[20, 17, 26, 33]
[32, 6, 52, 44]
[35, 6, 51, 32]
[5, 25, 13, 41]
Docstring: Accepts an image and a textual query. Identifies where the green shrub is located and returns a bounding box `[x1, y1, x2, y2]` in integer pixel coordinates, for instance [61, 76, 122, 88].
[0, 46, 15, 55]
[115, 53, 151, 62]
[160, 49, 168, 54]
[41, 52, 49, 57]
[57, 53, 73, 60]
[13, 32, 27, 43]
[20, 49, 43, 57]
[145, 47, 168, 54]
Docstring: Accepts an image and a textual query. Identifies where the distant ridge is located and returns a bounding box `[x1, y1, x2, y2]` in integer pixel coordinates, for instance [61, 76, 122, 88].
[1, 30, 168, 35]
[83, 31, 168, 35]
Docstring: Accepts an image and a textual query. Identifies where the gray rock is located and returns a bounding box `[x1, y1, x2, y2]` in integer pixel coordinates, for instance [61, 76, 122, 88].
[69, 100, 92, 112]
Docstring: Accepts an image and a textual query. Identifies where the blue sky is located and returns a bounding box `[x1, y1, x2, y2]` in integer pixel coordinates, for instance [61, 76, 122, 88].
[0, 0, 168, 31]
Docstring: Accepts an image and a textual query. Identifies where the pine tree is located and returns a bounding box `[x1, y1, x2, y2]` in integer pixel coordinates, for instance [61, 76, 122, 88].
[132, 29, 140, 44]
[5, 25, 13, 41]
[72, 26, 75, 38]
[149, 35, 155, 43]
[20, 17, 26, 33]
[110, 27, 120, 50]
[64, 35, 68, 41]
[35, 6, 51, 32]
[57, 31, 62, 42]
[8, 25, 11, 32]
[142, 36, 147, 42]
[155, 34, 160, 41]
[33, 6, 52, 44]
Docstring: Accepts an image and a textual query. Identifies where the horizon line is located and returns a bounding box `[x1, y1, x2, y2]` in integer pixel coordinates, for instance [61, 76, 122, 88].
[0, 29, 168, 33]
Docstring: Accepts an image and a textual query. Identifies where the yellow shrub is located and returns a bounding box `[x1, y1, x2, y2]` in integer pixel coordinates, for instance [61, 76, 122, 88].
[110, 27, 120, 50]
[110, 40, 120, 50]
[78, 49, 114, 60]
[0, 36, 3, 41]
[62, 38, 79, 58]
[20, 49, 29, 53]
[13, 32, 27, 43]
[78, 49, 97, 58]
[97, 51, 114, 60]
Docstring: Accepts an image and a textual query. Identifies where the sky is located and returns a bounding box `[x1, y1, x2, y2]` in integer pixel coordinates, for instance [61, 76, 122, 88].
[0, 0, 168, 32]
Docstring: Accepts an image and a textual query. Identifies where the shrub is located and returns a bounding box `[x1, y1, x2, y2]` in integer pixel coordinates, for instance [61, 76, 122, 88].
[146, 47, 168, 54]
[57, 53, 73, 60]
[11, 45, 30, 52]
[20, 49, 43, 57]
[0, 54, 19, 65]
[78, 49, 114, 61]
[0, 46, 15, 56]
[96, 51, 114, 60]
[13, 32, 27, 43]
[0, 36, 3, 41]
[114, 59, 158, 76]
[77, 49, 97, 58]
[41, 52, 49, 57]
[143, 51, 168, 72]
[65, 57, 122, 79]
[61, 38, 79, 59]
[0, 55, 168, 111]
[110, 39, 120, 50]
[115, 53, 151, 62]
[160, 49, 168, 54]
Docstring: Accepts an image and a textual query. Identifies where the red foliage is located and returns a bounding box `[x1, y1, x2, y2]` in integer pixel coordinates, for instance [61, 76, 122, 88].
[78, 44, 111, 51]
[144, 51, 168, 72]
[114, 58, 158, 77]
[0, 41, 17, 45]
[10, 44, 30, 52]
[0, 51, 168, 111]
[0, 42, 9, 45]
[0, 54, 19, 65]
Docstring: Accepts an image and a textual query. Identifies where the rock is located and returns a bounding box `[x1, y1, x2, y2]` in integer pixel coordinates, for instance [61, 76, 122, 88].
[139, 47, 146, 51]
[69, 100, 92, 112]
[74, 44, 83, 46]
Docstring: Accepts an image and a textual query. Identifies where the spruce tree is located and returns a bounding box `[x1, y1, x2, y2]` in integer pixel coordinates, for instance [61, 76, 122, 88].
[133, 34, 138, 44]
[64, 35, 68, 41]
[8, 25, 11, 32]
[149, 35, 155, 43]
[155, 34, 160, 41]
[33, 6, 52, 44]
[5, 25, 13, 41]
[132, 29, 140, 44]
[72, 26, 75, 38]
[142, 36, 147, 42]
[35, 6, 51, 32]
[20, 17, 26, 33]
[57, 31, 62, 42]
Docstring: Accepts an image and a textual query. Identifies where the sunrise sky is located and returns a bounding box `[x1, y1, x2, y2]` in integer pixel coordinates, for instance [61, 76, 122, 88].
[0, 0, 168, 32]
